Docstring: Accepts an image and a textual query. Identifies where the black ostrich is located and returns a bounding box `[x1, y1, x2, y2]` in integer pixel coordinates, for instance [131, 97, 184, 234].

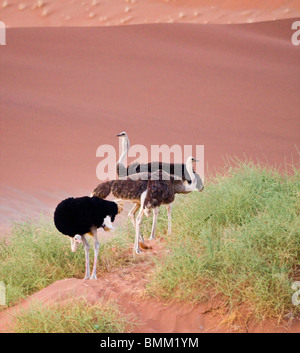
[54, 196, 122, 280]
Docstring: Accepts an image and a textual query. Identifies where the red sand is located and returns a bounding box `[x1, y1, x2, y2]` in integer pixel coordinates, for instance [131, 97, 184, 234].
[1, 18, 299, 229]
[1, 240, 299, 333]
[1, 0, 300, 27]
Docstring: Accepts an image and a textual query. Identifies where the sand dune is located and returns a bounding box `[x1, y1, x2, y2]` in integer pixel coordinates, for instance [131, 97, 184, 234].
[1, 0, 300, 27]
[0, 18, 300, 229]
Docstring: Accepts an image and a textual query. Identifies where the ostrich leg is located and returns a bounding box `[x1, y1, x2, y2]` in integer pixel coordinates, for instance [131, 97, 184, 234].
[82, 235, 90, 280]
[166, 203, 172, 235]
[149, 207, 159, 241]
[90, 226, 100, 280]
[128, 203, 139, 228]
[128, 203, 145, 243]
[134, 191, 147, 254]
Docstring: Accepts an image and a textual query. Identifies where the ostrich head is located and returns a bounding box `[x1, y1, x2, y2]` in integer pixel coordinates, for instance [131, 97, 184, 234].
[116, 131, 130, 148]
[187, 156, 199, 164]
[186, 156, 204, 192]
[116, 132, 130, 169]
[116, 131, 127, 137]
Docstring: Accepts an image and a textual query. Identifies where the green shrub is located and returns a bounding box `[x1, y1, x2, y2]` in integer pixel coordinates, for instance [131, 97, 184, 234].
[13, 299, 133, 333]
[0, 220, 133, 307]
[147, 162, 300, 320]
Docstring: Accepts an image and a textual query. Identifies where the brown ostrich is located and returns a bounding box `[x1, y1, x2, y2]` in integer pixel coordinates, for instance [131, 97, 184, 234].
[115, 131, 203, 239]
[92, 156, 203, 254]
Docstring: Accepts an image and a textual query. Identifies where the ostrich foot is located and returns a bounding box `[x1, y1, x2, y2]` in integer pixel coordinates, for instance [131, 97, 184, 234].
[90, 274, 97, 280]
[133, 246, 142, 254]
[139, 242, 152, 250]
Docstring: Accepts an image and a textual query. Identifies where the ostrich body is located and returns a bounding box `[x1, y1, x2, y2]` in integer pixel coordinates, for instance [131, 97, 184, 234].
[133, 157, 200, 254]
[54, 196, 121, 280]
[115, 132, 203, 238]
[92, 156, 202, 253]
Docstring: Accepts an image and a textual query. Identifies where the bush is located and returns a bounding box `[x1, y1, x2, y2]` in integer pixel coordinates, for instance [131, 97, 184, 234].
[147, 162, 300, 320]
[13, 299, 133, 333]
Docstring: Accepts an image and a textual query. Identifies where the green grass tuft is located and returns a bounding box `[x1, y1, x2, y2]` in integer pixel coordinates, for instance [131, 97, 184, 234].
[0, 220, 134, 307]
[13, 299, 133, 333]
[147, 162, 300, 320]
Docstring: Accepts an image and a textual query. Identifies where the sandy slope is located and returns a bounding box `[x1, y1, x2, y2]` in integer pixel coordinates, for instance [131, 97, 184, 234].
[1, 0, 300, 27]
[0, 18, 299, 230]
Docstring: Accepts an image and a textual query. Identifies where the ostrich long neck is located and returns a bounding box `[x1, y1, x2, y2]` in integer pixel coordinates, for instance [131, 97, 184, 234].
[70, 238, 79, 252]
[175, 160, 197, 194]
[117, 136, 130, 166]
[186, 159, 196, 189]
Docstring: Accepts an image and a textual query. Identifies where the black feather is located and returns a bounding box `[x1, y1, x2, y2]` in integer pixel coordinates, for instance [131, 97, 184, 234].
[54, 196, 118, 237]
